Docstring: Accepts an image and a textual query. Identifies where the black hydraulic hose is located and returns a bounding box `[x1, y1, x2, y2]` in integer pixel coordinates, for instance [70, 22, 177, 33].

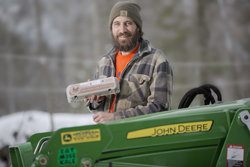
[178, 86, 217, 109]
[199, 84, 222, 102]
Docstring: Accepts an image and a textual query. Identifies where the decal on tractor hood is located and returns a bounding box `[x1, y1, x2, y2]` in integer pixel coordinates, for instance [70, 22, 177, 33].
[61, 129, 101, 145]
[58, 147, 77, 166]
[127, 120, 213, 139]
[227, 145, 245, 167]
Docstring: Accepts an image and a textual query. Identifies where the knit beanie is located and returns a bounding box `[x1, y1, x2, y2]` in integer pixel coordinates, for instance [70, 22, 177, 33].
[109, 1, 142, 30]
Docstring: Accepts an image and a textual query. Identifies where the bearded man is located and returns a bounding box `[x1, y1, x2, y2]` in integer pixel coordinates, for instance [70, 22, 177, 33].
[85, 1, 173, 123]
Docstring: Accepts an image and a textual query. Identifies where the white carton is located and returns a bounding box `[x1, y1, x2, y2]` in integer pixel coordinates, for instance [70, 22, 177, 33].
[66, 77, 120, 103]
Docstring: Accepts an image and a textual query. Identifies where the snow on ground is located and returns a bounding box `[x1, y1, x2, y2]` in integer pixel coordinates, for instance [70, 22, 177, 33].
[0, 110, 95, 149]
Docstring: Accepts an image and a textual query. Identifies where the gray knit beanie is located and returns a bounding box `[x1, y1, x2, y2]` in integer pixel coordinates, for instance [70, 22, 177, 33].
[109, 1, 142, 30]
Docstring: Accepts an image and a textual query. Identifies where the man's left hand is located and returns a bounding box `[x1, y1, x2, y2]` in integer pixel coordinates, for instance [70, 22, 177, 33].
[93, 111, 114, 124]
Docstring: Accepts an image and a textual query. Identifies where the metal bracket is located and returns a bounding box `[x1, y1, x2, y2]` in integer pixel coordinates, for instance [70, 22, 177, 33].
[239, 110, 250, 132]
[34, 136, 51, 154]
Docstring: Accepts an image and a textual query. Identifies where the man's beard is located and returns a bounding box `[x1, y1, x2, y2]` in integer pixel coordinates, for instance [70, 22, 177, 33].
[112, 29, 140, 52]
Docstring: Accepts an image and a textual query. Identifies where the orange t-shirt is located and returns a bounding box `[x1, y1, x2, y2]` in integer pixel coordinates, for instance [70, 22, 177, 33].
[110, 44, 140, 113]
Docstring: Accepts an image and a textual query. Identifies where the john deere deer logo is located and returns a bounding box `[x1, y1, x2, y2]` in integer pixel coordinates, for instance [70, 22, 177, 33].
[63, 134, 72, 142]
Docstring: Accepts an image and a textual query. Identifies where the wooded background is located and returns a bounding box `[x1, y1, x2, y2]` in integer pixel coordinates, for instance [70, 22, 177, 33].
[0, 0, 250, 116]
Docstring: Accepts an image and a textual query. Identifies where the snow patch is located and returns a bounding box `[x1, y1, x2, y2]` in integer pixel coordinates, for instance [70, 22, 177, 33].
[0, 111, 94, 148]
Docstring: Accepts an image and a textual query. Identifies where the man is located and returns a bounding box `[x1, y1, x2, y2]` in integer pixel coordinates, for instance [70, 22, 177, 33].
[85, 1, 173, 123]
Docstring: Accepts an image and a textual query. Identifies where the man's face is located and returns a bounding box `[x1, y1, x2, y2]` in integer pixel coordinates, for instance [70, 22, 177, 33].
[111, 16, 140, 52]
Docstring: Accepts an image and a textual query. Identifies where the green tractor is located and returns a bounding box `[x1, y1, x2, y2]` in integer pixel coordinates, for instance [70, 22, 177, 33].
[9, 85, 250, 167]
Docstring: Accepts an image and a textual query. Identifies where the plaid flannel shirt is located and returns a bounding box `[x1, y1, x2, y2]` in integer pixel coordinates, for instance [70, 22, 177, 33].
[87, 38, 173, 120]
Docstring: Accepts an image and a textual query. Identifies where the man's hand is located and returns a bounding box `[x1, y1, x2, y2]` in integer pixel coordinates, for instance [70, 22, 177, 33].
[84, 95, 104, 103]
[93, 111, 114, 124]
[83, 79, 104, 103]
